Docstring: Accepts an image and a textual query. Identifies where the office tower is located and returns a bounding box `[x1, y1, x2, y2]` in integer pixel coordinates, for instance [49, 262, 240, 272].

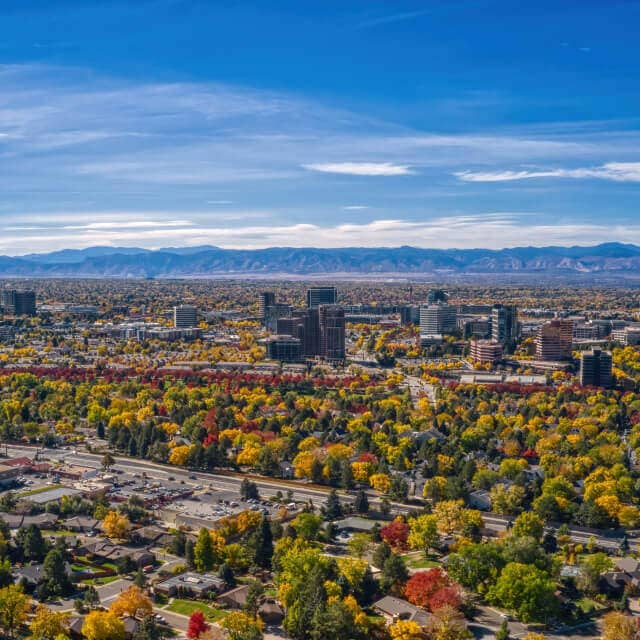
[1, 289, 36, 316]
[469, 339, 503, 364]
[419, 303, 457, 335]
[491, 304, 518, 344]
[266, 335, 302, 362]
[306, 286, 337, 308]
[579, 348, 613, 388]
[258, 291, 276, 320]
[535, 319, 574, 361]
[319, 305, 345, 361]
[426, 289, 448, 304]
[264, 303, 291, 333]
[173, 304, 198, 328]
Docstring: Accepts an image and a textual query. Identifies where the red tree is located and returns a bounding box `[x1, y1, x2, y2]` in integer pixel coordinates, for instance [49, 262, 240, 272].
[187, 611, 210, 639]
[404, 568, 461, 611]
[380, 519, 410, 550]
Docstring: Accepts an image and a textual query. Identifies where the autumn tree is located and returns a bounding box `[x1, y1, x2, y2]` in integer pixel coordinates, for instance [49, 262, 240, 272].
[405, 569, 462, 612]
[28, 606, 70, 640]
[427, 604, 471, 640]
[102, 510, 130, 540]
[602, 612, 639, 640]
[389, 619, 422, 640]
[110, 585, 153, 618]
[408, 514, 439, 555]
[194, 527, 216, 572]
[81, 611, 126, 640]
[380, 518, 409, 550]
[187, 611, 210, 639]
[0, 584, 29, 638]
[221, 611, 264, 640]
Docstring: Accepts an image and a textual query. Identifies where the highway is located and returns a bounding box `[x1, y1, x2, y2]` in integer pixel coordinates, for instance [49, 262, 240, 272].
[3, 444, 636, 551]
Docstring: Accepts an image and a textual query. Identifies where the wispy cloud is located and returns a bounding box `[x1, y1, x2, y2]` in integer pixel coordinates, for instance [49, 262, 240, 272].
[303, 162, 413, 176]
[355, 9, 432, 29]
[343, 205, 369, 210]
[455, 162, 640, 183]
[4, 213, 640, 254]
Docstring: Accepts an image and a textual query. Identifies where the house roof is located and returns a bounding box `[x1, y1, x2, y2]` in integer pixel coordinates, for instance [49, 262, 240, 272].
[373, 596, 430, 627]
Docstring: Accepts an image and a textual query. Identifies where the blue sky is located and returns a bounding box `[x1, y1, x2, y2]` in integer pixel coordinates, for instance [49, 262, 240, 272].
[1, 0, 640, 254]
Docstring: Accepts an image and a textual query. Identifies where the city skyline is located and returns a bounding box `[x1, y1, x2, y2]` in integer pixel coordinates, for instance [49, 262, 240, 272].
[2, 1, 640, 253]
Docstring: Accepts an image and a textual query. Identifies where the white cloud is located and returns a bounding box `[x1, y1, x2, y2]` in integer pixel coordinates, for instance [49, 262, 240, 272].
[343, 205, 369, 210]
[3, 213, 640, 254]
[303, 162, 413, 176]
[456, 162, 640, 183]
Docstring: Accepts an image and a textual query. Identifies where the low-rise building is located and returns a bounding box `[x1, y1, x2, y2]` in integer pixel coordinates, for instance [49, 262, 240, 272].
[155, 572, 226, 598]
[469, 339, 503, 364]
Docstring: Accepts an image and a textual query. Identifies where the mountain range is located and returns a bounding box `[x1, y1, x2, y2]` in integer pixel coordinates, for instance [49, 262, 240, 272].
[2, 243, 640, 278]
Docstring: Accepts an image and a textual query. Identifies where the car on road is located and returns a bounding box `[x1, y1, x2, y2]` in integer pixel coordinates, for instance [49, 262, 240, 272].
[188, 474, 197, 479]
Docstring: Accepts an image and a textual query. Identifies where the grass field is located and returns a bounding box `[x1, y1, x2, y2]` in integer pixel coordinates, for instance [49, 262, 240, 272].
[18, 484, 64, 497]
[403, 551, 441, 569]
[166, 599, 227, 622]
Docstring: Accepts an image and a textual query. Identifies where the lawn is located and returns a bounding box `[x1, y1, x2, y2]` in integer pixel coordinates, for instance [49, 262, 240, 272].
[166, 599, 227, 622]
[82, 575, 121, 586]
[576, 597, 606, 614]
[403, 551, 441, 569]
[18, 484, 64, 497]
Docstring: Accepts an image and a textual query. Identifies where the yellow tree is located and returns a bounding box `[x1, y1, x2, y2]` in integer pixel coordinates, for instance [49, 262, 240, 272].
[221, 611, 264, 640]
[389, 619, 422, 640]
[602, 612, 639, 640]
[427, 605, 471, 640]
[28, 606, 70, 640]
[82, 611, 125, 640]
[0, 584, 30, 638]
[369, 473, 391, 494]
[109, 585, 153, 618]
[169, 444, 194, 466]
[102, 510, 130, 540]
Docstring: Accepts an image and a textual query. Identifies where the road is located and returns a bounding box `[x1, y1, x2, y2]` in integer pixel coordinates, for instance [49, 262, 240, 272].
[4, 444, 637, 552]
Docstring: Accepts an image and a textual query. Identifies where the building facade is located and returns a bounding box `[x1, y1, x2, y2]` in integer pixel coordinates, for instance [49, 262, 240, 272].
[319, 305, 345, 360]
[1, 289, 36, 316]
[580, 348, 613, 388]
[491, 304, 518, 344]
[535, 319, 574, 361]
[419, 303, 457, 335]
[306, 287, 337, 308]
[173, 305, 198, 328]
[469, 339, 503, 364]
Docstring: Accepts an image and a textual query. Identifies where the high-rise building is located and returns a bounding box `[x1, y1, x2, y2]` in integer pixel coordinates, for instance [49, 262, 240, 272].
[426, 289, 448, 304]
[319, 305, 345, 361]
[535, 319, 574, 361]
[173, 305, 198, 328]
[579, 348, 613, 388]
[264, 303, 291, 333]
[306, 286, 337, 308]
[1, 289, 36, 316]
[419, 303, 457, 335]
[491, 305, 518, 344]
[277, 309, 320, 357]
[258, 292, 276, 320]
[469, 339, 503, 364]
[265, 335, 302, 362]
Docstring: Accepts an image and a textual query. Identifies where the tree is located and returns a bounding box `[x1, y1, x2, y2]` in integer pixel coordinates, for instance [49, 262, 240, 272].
[310, 599, 358, 640]
[244, 580, 264, 618]
[353, 490, 369, 514]
[446, 541, 505, 595]
[252, 516, 274, 569]
[0, 584, 30, 638]
[292, 513, 323, 541]
[389, 475, 408, 502]
[185, 539, 195, 569]
[347, 532, 372, 559]
[222, 611, 263, 640]
[187, 611, 210, 639]
[83, 586, 100, 610]
[28, 605, 70, 640]
[110, 585, 153, 618]
[102, 510, 130, 540]
[240, 479, 259, 501]
[511, 512, 545, 541]
[602, 612, 639, 640]
[82, 611, 126, 640]
[43, 548, 72, 596]
[389, 619, 422, 640]
[372, 541, 391, 569]
[323, 490, 343, 520]
[380, 518, 409, 550]
[17, 524, 48, 562]
[132, 615, 163, 640]
[408, 513, 439, 554]
[578, 553, 614, 596]
[496, 620, 509, 640]
[381, 552, 409, 593]
[194, 527, 216, 572]
[101, 452, 115, 471]
[404, 569, 461, 612]
[487, 562, 558, 623]
[427, 604, 472, 640]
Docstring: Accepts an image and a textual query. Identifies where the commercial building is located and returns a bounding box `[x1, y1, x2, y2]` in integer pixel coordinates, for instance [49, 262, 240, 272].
[1, 289, 36, 316]
[419, 303, 457, 335]
[580, 348, 613, 388]
[277, 309, 321, 357]
[264, 303, 292, 332]
[258, 291, 276, 321]
[469, 339, 503, 364]
[535, 319, 574, 361]
[612, 327, 640, 346]
[458, 316, 491, 339]
[319, 305, 345, 360]
[491, 305, 518, 344]
[265, 335, 302, 362]
[306, 286, 337, 308]
[173, 305, 198, 328]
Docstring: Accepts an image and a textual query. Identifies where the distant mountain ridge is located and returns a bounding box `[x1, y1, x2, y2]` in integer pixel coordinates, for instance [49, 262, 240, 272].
[3, 243, 640, 277]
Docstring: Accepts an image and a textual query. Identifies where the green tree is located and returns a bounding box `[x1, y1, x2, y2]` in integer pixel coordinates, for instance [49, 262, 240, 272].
[445, 542, 505, 593]
[511, 512, 545, 542]
[324, 490, 343, 521]
[43, 548, 72, 596]
[194, 527, 215, 572]
[381, 553, 408, 593]
[353, 490, 369, 514]
[252, 516, 274, 569]
[488, 562, 558, 623]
